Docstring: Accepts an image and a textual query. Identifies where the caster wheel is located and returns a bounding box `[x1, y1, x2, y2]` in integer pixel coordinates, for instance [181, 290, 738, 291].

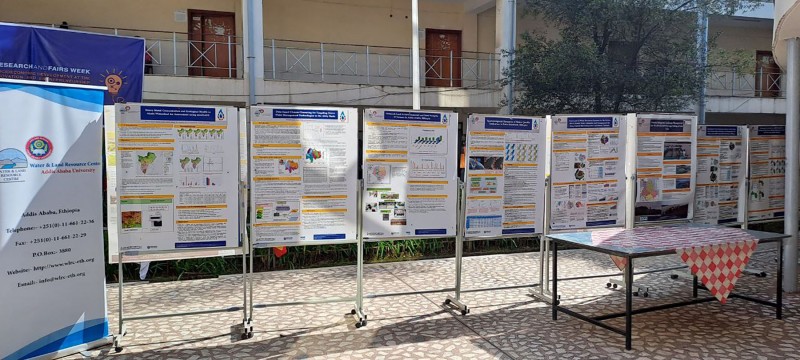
[758, 272, 768, 278]
[248, 332, 254, 339]
[670, 274, 679, 280]
[612, 284, 618, 289]
[633, 292, 639, 297]
[554, 299, 560, 306]
[461, 309, 468, 316]
[240, 334, 248, 340]
[114, 347, 123, 353]
[642, 292, 649, 298]
[361, 320, 368, 327]
[351, 309, 356, 315]
[444, 299, 452, 305]
[606, 283, 612, 288]
[355, 322, 362, 328]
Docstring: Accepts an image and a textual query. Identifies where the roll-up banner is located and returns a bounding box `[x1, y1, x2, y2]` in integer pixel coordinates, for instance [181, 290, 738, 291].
[693, 125, 746, 225]
[747, 125, 786, 221]
[0, 79, 109, 360]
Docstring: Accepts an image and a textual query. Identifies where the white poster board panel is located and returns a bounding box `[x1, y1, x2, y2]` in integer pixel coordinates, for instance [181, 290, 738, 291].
[1, 80, 108, 359]
[693, 126, 746, 225]
[634, 114, 697, 223]
[747, 125, 785, 221]
[549, 115, 628, 230]
[465, 114, 547, 237]
[362, 109, 458, 238]
[249, 106, 358, 246]
[115, 103, 240, 252]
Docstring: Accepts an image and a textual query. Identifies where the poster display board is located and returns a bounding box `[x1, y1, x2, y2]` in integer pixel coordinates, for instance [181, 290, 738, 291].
[634, 115, 697, 223]
[362, 109, 458, 238]
[1, 80, 108, 359]
[464, 114, 547, 237]
[115, 103, 240, 252]
[550, 115, 628, 230]
[249, 106, 358, 245]
[693, 126, 746, 224]
[747, 125, 785, 221]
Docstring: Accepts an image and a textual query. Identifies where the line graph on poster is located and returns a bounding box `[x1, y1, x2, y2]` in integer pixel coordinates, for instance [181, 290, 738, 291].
[410, 157, 447, 178]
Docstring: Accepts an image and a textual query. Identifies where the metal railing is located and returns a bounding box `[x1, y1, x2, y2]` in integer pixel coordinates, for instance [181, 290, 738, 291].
[707, 66, 785, 98]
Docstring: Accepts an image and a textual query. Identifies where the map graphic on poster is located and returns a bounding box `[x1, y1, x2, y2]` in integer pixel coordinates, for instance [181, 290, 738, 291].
[550, 115, 628, 230]
[116, 103, 239, 252]
[250, 106, 358, 245]
[465, 115, 547, 237]
[693, 126, 745, 225]
[747, 125, 785, 221]
[362, 109, 458, 237]
[634, 115, 697, 223]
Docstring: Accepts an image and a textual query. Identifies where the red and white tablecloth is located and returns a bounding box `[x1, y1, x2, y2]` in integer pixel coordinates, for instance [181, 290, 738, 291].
[588, 227, 758, 304]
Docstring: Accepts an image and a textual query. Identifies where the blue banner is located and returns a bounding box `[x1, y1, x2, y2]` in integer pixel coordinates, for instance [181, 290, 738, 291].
[273, 108, 340, 120]
[0, 23, 144, 105]
[649, 119, 686, 132]
[567, 117, 613, 129]
[384, 111, 442, 122]
[704, 126, 738, 137]
[485, 117, 533, 131]
[756, 126, 785, 136]
[141, 106, 216, 122]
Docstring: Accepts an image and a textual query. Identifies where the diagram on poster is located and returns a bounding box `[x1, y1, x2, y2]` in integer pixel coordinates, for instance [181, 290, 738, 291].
[634, 115, 697, 223]
[693, 126, 745, 225]
[116, 103, 240, 252]
[550, 115, 627, 230]
[249, 106, 358, 245]
[465, 115, 547, 237]
[747, 125, 785, 221]
[362, 109, 458, 237]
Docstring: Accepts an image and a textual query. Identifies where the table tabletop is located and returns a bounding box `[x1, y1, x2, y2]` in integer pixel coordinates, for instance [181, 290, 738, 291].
[548, 224, 788, 258]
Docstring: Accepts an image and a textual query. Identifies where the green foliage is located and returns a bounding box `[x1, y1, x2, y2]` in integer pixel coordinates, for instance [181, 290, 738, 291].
[508, 0, 759, 114]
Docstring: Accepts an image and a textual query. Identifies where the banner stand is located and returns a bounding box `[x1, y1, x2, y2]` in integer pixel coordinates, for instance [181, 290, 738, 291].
[444, 181, 470, 315]
[529, 176, 555, 304]
[112, 184, 251, 351]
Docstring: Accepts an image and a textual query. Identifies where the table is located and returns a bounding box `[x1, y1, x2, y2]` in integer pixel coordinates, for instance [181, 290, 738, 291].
[548, 224, 787, 350]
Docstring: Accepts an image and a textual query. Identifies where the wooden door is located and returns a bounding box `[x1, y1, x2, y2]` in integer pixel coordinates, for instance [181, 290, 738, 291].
[189, 10, 237, 78]
[755, 51, 780, 97]
[425, 29, 462, 87]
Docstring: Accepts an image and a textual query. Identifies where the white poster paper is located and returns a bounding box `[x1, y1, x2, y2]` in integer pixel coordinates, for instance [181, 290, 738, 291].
[693, 126, 745, 225]
[362, 109, 458, 237]
[634, 115, 697, 223]
[115, 103, 239, 252]
[249, 106, 358, 245]
[1, 80, 108, 359]
[747, 125, 785, 221]
[465, 115, 547, 237]
[550, 115, 627, 230]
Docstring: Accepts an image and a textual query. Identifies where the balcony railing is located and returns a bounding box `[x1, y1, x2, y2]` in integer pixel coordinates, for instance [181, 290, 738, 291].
[707, 66, 785, 98]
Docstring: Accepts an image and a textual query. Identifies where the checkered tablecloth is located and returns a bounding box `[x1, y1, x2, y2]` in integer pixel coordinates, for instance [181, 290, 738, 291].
[589, 226, 759, 304]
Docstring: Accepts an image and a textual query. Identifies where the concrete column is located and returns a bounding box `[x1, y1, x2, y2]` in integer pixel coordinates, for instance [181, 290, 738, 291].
[784, 37, 799, 292]
[496, 0, 515, 114]
[696, 6, 708, 125]
[412, 0, 421, 110]
[243, 0, 265, 105]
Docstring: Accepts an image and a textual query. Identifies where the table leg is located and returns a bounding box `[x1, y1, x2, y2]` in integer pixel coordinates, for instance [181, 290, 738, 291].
[625, 257, 633, 351]
[552, 239, 558, 321]
[777, 241, 784, 319]
[692, 275, 698, 298]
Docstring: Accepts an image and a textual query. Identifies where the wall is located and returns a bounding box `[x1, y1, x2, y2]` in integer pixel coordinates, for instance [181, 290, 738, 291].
[710, 23, 774, 52]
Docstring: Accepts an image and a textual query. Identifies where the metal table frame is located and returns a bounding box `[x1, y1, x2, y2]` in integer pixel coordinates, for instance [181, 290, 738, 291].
[549, 230, 787, 350]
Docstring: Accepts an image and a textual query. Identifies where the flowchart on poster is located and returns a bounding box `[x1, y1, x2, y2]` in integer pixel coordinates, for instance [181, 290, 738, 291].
[550, 115, 627, 230]
[465, 115, 547, 237]
[634, 115, 697, 223]
[747, 125, 786, 221]
[249, 106, 358, 245]
[362, 109, 458, 237]
[693, 126, 745, 224]
[115, 104, 239, 252]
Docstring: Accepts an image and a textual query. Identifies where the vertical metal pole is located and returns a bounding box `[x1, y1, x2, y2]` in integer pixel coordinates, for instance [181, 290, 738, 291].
[742, 126, 751, 230]
[246, 0, 257, 106]
[785, 37, 800, 292]
[625, 257, 633, 350]
[778, 240, 785, 319]
[411, 0, 421, 109]
[117, 252, 124, 349]
[696, 4, 708, 125]
[173, 32, 178, 75]
[356, 180, 364, 314]
[692, 275, 698, 298]
[366, 46, 371, 84]
[551, 239, 558, 320]
[228, 35, 233, 78]
[240, 183, 248, 328]
[114, 28, 118, 36]
[320, 42, 325, 81]
[508, 0, 517, 114]
[454, 181, 465, 301]
[271, 39, 277, 80]
[449, 50, 454, 87]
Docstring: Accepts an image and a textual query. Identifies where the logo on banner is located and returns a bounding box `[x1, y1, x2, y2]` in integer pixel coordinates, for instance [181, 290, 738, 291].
[0, 148, 28, 183]
[217, 109, 226, 121]
[26, 136, 53, 160]
[340, 111, 347, 121]
[442, 114, 449, 124]
[101, 70, 128, 103]
[533, 119, 539, 130]
[613, 118, 619, 127]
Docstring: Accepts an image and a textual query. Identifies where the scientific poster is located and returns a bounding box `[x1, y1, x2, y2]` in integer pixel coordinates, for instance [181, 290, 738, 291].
[250, 106, 358, 245]
[116, 103, 240, 252]
[747, 125, 785, 221]
[634, 115, 697, 222]
[1, 80, 109, 360]
[464, 115, 547, 237]
[362, 109, 458, 237]
[693, 126, 745, 224]
[550, 115, 627, 230]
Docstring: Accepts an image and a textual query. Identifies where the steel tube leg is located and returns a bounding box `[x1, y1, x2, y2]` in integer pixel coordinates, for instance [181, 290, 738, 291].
[625, 257, 633, 350]
[552, 239, 558, 320]
[778, 242, 784, 319]
[692, 275, 698, 298]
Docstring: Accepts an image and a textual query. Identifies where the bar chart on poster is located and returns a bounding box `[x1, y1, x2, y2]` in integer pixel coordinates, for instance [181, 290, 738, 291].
[249, 106, 359, 246]
[549, 115, 628, 230]
[115, 103, 240, 252]
[362, 109, 458, 238]
[747, 125, 786, 221]
[634, 115, 697, 223]
[693, 125, 746, 225]
[464, 115, 547, 237]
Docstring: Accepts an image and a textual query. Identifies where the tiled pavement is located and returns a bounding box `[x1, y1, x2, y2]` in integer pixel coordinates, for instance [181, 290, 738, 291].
[71, 245, 800, 359]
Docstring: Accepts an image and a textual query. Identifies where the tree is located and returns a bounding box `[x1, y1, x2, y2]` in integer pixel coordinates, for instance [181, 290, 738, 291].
[506, 0, 761, 114]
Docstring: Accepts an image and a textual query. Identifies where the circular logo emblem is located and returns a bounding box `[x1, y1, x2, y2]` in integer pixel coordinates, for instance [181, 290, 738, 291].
[26, 136, 53, 160]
